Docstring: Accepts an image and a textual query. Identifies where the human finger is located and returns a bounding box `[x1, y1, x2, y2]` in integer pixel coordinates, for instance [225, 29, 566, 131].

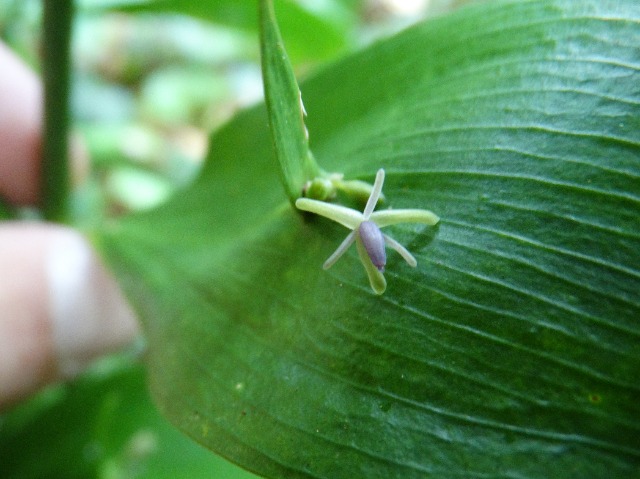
[0, 223, 139, 409]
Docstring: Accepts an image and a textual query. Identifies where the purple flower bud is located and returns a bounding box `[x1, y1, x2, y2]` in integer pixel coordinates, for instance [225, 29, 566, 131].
[358, 220, 386, 271]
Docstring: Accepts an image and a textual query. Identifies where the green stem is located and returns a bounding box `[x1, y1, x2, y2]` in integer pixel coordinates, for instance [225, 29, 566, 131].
[42, 0, 74, 223]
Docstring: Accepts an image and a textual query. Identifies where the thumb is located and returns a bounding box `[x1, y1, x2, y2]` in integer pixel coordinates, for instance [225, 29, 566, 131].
[0, 223, 139, 409]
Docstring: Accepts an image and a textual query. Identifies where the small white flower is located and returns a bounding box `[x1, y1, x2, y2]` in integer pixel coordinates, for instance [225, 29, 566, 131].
[296, 169, 439, 294]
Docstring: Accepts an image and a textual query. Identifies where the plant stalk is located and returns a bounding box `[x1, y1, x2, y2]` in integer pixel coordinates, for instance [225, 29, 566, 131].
[41, 0, 74, 222]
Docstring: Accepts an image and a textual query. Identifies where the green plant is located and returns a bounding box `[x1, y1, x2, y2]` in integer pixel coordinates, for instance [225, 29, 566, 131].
[2, 0, 639, 478]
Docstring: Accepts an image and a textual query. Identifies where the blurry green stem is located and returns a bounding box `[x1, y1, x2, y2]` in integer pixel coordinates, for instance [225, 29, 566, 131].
[42, 0, 74, 222]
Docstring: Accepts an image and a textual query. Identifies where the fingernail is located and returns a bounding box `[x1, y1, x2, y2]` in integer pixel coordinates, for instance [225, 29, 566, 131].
[47, 229, 139, 379]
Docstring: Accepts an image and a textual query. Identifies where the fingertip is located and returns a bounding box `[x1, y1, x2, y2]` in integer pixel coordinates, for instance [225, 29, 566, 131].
[0, 42, 42, 205]
[0, 224, 54, 408]
[0, 224, 139, 409]
[47, 226, 139, 379]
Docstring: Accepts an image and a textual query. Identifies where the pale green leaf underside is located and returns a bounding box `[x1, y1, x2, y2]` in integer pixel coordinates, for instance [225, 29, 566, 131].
[98, 1, 640, 478]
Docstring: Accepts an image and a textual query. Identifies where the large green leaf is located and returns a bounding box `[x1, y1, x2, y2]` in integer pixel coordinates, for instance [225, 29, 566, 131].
[97, 0, 640, 477]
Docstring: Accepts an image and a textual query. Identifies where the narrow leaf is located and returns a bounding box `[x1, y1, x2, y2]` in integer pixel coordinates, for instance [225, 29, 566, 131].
[259, 0, 320, 202]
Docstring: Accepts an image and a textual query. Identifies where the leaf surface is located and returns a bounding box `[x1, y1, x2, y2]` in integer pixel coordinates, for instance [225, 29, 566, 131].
[98, 1, 640, 477]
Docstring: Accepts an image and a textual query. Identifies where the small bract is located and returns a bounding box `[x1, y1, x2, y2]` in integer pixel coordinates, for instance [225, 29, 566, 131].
[296, 169, 439, 294]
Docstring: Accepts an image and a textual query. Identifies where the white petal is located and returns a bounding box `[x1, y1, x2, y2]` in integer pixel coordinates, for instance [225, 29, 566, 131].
[370, 208, 439, 228]
[296, 198, 363, 229]
[323, 230, 357, 270]
[383, 234, 417, 267]
[362, 169, 385, 219]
